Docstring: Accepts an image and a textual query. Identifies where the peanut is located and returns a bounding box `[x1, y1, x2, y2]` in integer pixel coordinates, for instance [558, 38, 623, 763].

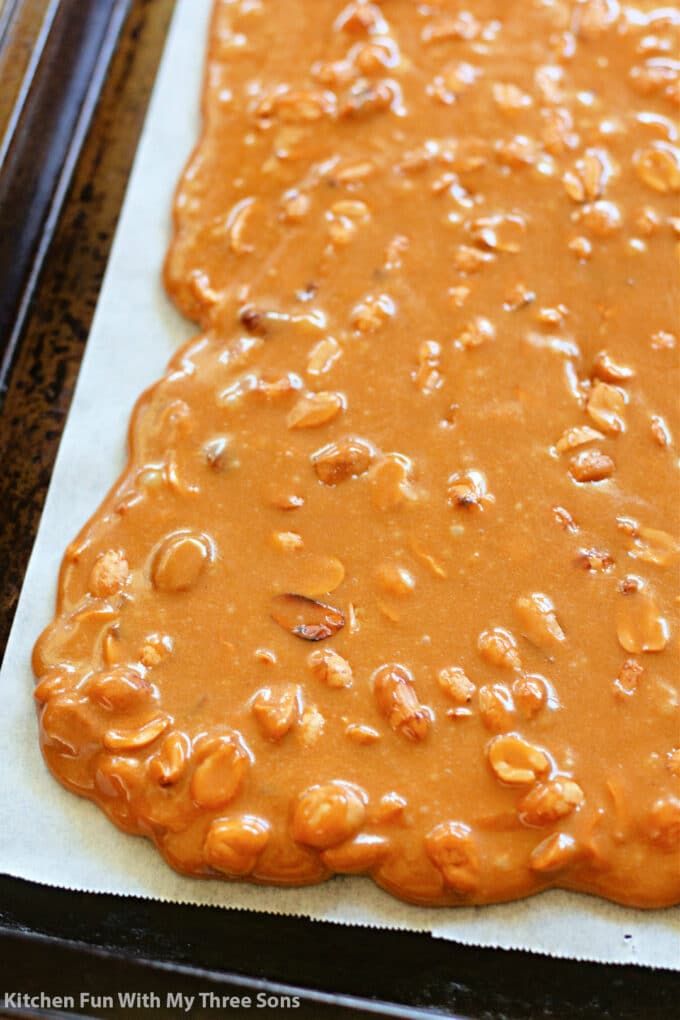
[477, 628, 521, 672]
[321, 835, 390, 873]
[372, 663, 431, 741]
[89, 550, 129, 597]
[311, 437, 376, 485]
[518, 779, 585, 826]
[103, 715, 169, 752]
[586, 381, 626, 435]
[307, 337, 341, 376]
[345, 723, 381, 744]
[190, 736, 249, 809]
[514, 592, 565, 648]
[424, 821, 479, 894]
[251, 685, 300, 741]
[487, 733, 550, 785]
[87, 667, 154, 712]
[205, 815, 270, 875]
[555, 425, 604, 453]
[447, 469, 493, 510]
[34, 668, 73, 704]
[292, 781, 367, 849]
[350, 293, 395, 333]
[287, 391, 345, 429]
[437, 667, 475, 706]
[645, 798, 680, 851]
[628, 526, 679, 569]
[151, 531, 212, 592]
[569, 448, 615, 482]
[633, 143, 680, 194]
[512, 674, 548, 719]
[368, 454, 417, 510]
[616, 585, 669, 653]
[529, 832, 580, 873]
[149, 730, 191, 786]
[41, 696, 97, 755]
[376, 563, 416, 597]
[298, 705, 326, 747]
[271, 593, 345, 642]
[592, 350, 634, 384]
[308, 648, 353, 689]
[478, 684, 515, 733]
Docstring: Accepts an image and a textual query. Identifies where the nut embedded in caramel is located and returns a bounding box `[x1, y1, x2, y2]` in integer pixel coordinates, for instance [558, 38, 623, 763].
[190, 736, 250, 810]
[270, 593, 345, 642]
[151, 531, 212, 593]
[307, 648, 353, 689]
[529, 833, 580, 874]
[487, 734, 550, 786]
[514, 593, 565, 649]
[311, 436, 376, 485]
[89, 550, 129, 597]
[251, 685, 301, 741]
[518, 779, 585, 827]
[205, 815, 271, 876]
[372, 664, 431, 742]
[292, 781, 367, 850]
[424, 821, 479, 895]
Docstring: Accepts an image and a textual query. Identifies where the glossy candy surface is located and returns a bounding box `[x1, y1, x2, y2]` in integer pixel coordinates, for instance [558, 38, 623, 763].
[35, 0, 680, 907]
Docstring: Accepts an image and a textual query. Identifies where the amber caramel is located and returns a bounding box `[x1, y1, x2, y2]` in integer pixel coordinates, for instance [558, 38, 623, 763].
[34, 1, 679, 907]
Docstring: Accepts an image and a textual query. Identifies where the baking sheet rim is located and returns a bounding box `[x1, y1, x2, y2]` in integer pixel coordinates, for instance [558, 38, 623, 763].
[0, 0, 677, 973]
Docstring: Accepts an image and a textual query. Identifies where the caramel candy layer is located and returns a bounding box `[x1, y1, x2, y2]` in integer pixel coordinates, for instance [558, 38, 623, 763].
[35, 0, 679, 907]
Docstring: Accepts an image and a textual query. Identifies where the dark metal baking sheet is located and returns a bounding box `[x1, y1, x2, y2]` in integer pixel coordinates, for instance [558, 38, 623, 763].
[2, 874, 678, 1019]
[0, 2, 678, 1017]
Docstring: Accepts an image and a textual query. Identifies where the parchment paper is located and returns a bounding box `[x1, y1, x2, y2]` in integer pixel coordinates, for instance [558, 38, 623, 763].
[0, 0, 678, 970]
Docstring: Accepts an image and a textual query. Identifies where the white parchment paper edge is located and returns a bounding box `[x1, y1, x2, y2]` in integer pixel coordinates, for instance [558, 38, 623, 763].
[0, 0, 678, 971]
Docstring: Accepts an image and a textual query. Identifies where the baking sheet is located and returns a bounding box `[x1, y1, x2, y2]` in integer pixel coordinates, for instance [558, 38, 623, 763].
[0, 0, 678, 970]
